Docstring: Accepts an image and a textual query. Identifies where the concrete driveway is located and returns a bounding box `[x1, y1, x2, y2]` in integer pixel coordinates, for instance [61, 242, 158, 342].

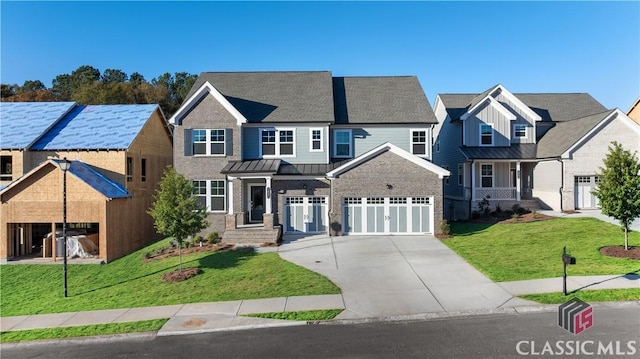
[278, 235, 533, 320]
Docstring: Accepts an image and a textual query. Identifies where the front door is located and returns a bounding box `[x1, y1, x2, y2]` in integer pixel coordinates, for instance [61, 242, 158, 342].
[249, 185, 266, 223]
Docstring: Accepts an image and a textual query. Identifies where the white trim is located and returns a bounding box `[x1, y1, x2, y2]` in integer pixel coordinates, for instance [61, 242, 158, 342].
[283, 196, 329, 234]
[460, 85, 539, 122]
[562, 109, 640, 158]
[409, 128, 429, 157]
[309, 128, 324, 152]
[247, 183, 267, 222]
[457, 163, 464, 185]
[333, 129, 353, 158]
[327, 142, 450, 179]
[341, 196, 434, 235]
[191, 128, 226, 157]
[227, 179, 234, 214]
[193, 179, 226, 213]
[168, 81, 248, 126]
[513, 124, 527, 139]
[480, 163, 494, 188]
[479, 123, 494, 146]
[259, 127, 296, 158]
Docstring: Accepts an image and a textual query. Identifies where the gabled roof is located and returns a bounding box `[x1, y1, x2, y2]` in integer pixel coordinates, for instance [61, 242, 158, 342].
[0, 102, 76, 149]
[326, 142, 450, 179]
[333, 76, 437, 124]
[31, 104, 161, 150]
[0, 159, 130, 200]
[438, 92, 606, 122]
[536, 110, 614, 158]
[174, 71, 335, 124]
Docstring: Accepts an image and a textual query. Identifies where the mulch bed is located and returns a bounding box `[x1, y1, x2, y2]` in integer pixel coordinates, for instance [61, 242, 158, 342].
[161, 267, 202, 283]
[143, 243, 234, 263]
[469, 212, 555, 224]
[599, 246, 640, 260]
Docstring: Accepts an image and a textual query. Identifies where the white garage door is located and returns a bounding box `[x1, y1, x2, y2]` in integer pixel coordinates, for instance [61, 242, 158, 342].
[343, 197, 433, 235]
[575, 176, 600, 209]
[284, 196, 328, 234]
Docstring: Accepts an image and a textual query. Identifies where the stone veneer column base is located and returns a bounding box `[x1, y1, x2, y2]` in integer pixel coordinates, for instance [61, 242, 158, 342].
[263, 213, 274, 229]
[225, 214, 237, 230]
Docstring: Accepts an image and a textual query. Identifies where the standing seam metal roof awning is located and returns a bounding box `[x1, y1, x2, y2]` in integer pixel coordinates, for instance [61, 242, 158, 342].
[459, 144, 539, 160]
[221, 159, 282, 174]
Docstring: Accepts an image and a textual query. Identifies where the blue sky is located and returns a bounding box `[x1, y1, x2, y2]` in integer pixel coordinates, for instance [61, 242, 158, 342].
[1, 1, 638, 109]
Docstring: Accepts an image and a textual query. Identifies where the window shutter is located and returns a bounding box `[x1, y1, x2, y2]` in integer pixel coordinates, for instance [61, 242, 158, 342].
[184, 129, 193, 156]
[226, 129, 233, 156]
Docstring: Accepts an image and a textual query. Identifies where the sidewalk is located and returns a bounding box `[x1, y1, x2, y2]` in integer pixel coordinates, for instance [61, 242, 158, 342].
[2, 275, 637, 337]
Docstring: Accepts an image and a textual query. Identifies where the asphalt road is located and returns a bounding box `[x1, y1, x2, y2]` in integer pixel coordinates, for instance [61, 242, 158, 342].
[3, 306, 639, 359]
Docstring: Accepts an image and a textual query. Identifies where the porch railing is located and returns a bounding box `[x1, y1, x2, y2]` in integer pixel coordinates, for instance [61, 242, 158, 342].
[475, 187, 517, 200]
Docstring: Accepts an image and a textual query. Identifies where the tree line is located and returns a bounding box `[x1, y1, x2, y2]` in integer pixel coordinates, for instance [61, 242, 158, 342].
[0, 65, 198, 118]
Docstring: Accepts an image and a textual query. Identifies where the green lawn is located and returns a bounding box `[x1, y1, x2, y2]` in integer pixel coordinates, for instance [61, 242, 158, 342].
[521, 288, 640, 304]
[245, 309, 343, 321]
[0, 238, 340, 317]
[0, 319, 168, 343]
[443, 217, 640, 282]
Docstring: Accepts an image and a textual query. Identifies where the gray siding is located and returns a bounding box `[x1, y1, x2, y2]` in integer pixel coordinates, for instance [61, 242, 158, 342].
[494, 92, 537, 144]
[464, 104, 511, 147]
[332, 126, 431, 159]
[473, 162, 511, 188]
[432, 110, 467, 199]
[242, 126, 328, 163]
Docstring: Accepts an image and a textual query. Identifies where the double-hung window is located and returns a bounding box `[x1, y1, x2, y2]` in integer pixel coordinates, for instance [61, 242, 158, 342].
[310, 128, 323, 151]
[192, 129, 225, 156]
[411, 130, 427, 156]
[126, 157, 133, 182]
[334, 129, 352, 158]
[458, 164, 464, 185]
[261, 128, 294, 157]
[514, 124, 527, 138]
[0, 156, 12, 181]
[480, 124, 493, 146]
[192, 180, 226, 212]
[481, 164, 493, 188]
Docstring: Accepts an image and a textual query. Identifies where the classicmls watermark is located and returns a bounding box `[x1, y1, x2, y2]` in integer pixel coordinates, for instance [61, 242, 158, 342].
[558, 298, 593, 335]
[516, 298, 638, 356]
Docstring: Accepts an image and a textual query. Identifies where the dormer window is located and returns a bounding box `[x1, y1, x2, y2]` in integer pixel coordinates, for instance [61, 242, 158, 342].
[480, 124, 493, 146]
[514, 124, 527, 138]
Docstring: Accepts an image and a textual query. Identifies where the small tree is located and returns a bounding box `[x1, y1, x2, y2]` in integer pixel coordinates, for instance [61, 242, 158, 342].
[148, 166, 208, 269]
[592, 142, 640, 250]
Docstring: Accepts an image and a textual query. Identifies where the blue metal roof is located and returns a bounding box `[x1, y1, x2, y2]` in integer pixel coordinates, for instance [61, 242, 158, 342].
[32, 104, 159, 150]
[0, 102, 76, 149]
[51, 159, 130, 199]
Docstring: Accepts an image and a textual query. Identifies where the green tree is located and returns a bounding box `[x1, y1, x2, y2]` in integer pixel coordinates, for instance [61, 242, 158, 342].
[20, 80, 46, 93]
[101, 69, 128, 84]
[148, 166, 208, 270]
[592, 141, 640, 250]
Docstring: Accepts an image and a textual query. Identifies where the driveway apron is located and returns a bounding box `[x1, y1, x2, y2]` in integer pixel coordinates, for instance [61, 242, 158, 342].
[278, 235, 531, 319]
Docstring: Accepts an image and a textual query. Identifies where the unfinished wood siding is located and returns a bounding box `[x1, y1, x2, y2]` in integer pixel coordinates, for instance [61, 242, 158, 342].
[28, 150, 127, 185]
[0, 164, 107, 259]
[0, 149, 25, 186]
[464, 104, 511, 147]
[104, 197, 148, 261]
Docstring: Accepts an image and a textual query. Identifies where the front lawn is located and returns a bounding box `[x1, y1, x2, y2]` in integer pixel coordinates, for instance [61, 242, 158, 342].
[0, 238, 340, 317]
[443, 217, 640, 282]
[521, 288, 640, 304]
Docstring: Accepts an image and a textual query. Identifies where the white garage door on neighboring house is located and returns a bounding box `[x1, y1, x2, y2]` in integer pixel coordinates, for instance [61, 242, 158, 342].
[284, 196, 328, 234]
[343, 197, 433, 235]
[575, 176, 600, 209]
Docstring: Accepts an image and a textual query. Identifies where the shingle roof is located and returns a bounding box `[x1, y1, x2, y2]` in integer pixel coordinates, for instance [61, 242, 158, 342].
[459, 144, 538, 160]
[438, 93, 607, 122]
[31, 104, 159, 150]
[189, 72, 335, 123]
[536, 110, 614, 158]
[333, 76, 437, 124]
[0, 102, 76, 149]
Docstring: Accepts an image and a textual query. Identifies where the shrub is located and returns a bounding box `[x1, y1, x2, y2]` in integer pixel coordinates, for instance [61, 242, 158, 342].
[531, 210, 539, 219]
[511, 213, 521, 219]
[439, 220, 451, 236]
[471, 211, 480, 219]
[495, 203, 502, 214]
[207, 232, 220, 244]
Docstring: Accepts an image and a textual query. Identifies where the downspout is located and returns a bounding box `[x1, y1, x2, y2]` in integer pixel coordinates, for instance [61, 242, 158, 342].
[558, 158, 564, 212]
[326, 175, 334, 236]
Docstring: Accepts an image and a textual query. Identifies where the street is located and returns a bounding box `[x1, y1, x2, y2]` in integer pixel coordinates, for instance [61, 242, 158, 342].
[3, 306, 639, 358]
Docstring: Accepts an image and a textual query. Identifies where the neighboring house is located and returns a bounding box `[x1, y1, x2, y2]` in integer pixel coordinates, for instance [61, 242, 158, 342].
[169, 71, 449, 243]
[433, 84, 640, 220]
[0, 102, 173, 262]
[627, 97, 640, 124]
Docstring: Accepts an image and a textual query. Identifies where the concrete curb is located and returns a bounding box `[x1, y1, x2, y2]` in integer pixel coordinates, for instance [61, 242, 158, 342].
[156, 320, 307, 337]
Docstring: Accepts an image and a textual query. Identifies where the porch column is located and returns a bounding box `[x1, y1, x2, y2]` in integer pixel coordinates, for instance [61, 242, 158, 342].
[470, 162, 476, 201]
[227, 177, 234, 215]
[516, 161, 521, 201]
[265, 176, 272, 214]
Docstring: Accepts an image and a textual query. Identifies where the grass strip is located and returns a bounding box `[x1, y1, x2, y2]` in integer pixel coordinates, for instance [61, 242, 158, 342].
[520, 288, 640, 304]
[245, 309, 343, 321]
[0, 319, 168, 343]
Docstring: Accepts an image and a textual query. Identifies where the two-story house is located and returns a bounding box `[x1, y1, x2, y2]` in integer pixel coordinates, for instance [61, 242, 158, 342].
[0, 102, 173, 262]
[433, 84, 640, 219]
[170, 71, 449, 243]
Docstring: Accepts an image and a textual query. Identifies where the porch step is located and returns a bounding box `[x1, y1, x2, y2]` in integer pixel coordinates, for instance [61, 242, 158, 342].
[222, 227, 281, 245]
[518, 199, 549, 211]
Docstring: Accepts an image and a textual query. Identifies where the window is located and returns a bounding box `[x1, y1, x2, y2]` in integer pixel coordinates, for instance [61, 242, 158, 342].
[481, 164, 493, 187]
[192, 180, 226, 212]
[141, 158, 147, 182]
[444, 166, 450, 185]
[0, 156, 12, 181]
[514, 124, 527, 138]
[411, 130, 427, 155]
[192, 129, 225, 156]
[435, 137, 440, 152]
[310, 128, 323, 151]
[458, 164, 464, 185]
[126, 157, 133, 182]
[334, 129, 352, 158]
[260, 128, 294, 157]
[480, 124, 493, 145]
